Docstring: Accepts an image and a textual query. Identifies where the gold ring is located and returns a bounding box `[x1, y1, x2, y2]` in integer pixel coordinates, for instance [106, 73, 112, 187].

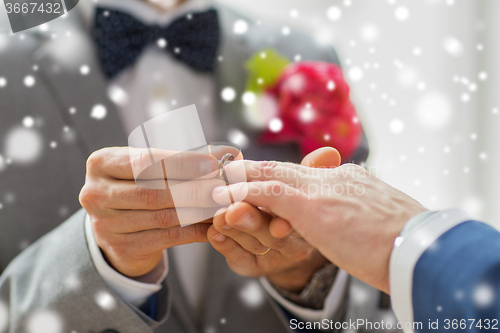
[255, 248, 271, 256]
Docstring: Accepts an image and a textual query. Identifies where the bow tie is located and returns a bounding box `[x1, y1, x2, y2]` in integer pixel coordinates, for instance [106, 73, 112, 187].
[92, 7, 220, 78]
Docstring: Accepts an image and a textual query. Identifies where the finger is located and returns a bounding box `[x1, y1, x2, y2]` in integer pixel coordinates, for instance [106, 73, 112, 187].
[222, 202, 302, 253]
[130, 223, 211, 253]
[269, 147, 342, 237]
[91, 147, 220, 181]
[207, 225, 260, 274]
[212, 206, 272, 255]
[301, 147, 341, 168]
[212, 181, 307, 224]
[269, 216, 295, 239]
[99, 223, 212, 261]
[225, 160, 310, 186]
[101, 208, 215, 234]
[103, 178, 226, 210]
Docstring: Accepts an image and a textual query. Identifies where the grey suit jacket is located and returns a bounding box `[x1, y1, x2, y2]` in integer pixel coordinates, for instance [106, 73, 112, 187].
[0, 2, 381, 332]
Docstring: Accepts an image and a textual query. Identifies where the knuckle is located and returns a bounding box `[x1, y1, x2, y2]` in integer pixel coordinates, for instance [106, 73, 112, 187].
[250, 239, 266, 253]
[155, 209, 175, 228]
[79, 183, 103, 209]
[130, 149, 152, 175]
[269, 181, 285, 194]
[139, 187, 162, 208]
[91, 218, 109, 236]
[255, 160, 280, 179]
[189, 184, 203, 206]
[270, 237, 288, 249]
[86, 149, 107, 173]
[163, 227, 181, 242]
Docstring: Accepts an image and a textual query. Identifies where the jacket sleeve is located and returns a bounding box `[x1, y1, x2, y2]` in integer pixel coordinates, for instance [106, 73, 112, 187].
[0, 209, 171, 333]
[390, 209, 500, 332]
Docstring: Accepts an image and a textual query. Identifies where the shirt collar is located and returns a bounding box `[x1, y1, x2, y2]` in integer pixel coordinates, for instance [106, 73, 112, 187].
[79, 0, 213, 28]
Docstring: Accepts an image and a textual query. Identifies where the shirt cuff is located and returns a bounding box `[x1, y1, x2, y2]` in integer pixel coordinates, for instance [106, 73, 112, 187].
[260, 269, 349, 322]
[389, 209, 471, 332]
[84, 214, 169, 306]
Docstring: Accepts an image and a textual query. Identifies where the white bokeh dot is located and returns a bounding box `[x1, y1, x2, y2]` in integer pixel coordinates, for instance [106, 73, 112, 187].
[269, 118, 283, 133]
[389, 119, 405, 134]
[239, 281, 265, 308]
[395, 7, 410, 21]
[157, 38, 167, 48]
[360, 24, 379, 42]
[0, 77, 7, 88]
[479, 71, 488, 81]
[241, 91, 256, 106]
[233, 20, 249, 35]
[5, 127, 44, 165]
[27, 310, 63, 333]
[107, 85, 128, 106]
[80, 65, 90, 75]
[281, 26, 291, 36]
[348, 67, 363, 81]
[228, 129, 249, 149]
[90, 104, 107, 120]
[327, 80, 336, 91]
[95, 291, 116, 311]
[23, 116, 35, 128]
[24, 75, 36, 87]
[473, 284, 495, 308]
[221, 87, 236, 102]
[299, 107, 316, 123]
[415, 92, 452, 129]
[326, 6, 342, 21]
[443, 37, 463, 57]
[289, 9, 299, 18]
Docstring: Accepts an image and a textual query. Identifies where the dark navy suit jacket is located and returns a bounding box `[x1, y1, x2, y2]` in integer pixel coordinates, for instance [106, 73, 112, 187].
[412, 221, 500, 332]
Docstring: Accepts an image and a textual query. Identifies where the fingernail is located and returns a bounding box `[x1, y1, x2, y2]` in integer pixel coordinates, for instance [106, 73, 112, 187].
[222, 224, 233, 231]
[235, 213, 253, 229]
[212, 233, 227, 243]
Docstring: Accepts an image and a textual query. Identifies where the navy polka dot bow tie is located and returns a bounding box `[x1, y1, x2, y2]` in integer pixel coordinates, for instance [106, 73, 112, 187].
[92, 7, 220, 78]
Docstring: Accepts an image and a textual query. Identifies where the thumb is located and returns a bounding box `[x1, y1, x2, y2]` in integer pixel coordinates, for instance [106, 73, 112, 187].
[270, 147, 342, 239]
[301, 147, 342, 168]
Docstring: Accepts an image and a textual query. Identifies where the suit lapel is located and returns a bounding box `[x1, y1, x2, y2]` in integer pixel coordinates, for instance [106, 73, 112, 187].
[33, 15, 127, 154]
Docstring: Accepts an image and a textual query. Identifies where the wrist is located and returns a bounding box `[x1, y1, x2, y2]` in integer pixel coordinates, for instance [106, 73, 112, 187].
[101, 249, 164, 278]
[267, 251, 329, 293]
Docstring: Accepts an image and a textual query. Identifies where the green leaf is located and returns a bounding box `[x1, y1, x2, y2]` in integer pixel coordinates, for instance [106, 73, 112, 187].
[245, 49, 290, 94]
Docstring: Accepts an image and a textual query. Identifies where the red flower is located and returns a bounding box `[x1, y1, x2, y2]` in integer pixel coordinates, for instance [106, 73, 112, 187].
[259, 62, 363, 161]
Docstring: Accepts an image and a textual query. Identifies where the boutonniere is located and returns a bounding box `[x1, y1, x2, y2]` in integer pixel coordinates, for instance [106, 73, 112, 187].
[243, 49, 363, 161]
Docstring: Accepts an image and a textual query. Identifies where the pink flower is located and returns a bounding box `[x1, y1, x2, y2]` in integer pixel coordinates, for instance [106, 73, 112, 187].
[260, 62, 363, 160]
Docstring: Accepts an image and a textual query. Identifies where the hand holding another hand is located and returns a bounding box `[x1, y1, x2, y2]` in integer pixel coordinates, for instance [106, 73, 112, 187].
[212, 152, 427, 294]
[208, 148, 342, 292]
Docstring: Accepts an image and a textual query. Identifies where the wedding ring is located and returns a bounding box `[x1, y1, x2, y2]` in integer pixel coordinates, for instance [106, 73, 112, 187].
[255, 248, 271, 256]
[219, 153, 235, 204]
[219, 153, 235, 180]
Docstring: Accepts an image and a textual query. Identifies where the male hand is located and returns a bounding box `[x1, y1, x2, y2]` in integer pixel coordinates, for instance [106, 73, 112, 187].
[79, 146, 233, 277]
[212, 155, 427, 294]
[208, 148, 342, 292]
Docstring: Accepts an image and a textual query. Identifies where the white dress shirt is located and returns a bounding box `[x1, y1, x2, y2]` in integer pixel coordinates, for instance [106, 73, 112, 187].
[80, 0, 347, 321]
[390, 209, 472, 332]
